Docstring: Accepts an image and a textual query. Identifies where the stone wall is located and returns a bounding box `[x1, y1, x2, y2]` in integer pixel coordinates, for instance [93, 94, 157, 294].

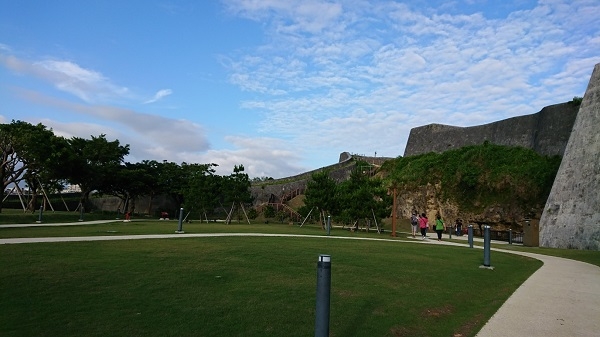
[89, 194, 177, 217]
[250, 153, 392, 206]
[404, 102, 579, 157]
[539, 63, 600, 250]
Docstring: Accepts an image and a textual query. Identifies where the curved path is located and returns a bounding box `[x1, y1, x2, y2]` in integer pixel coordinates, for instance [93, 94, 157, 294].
[1, 226, 599, 337]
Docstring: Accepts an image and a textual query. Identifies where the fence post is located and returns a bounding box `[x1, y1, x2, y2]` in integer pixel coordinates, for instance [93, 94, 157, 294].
[315, 254, 331, 337]
[468, 225, 473, 248]
[176, 207, 184, 233]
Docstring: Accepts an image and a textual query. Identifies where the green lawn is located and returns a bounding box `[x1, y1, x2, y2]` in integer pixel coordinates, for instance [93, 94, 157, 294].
[1, 222, 542, 337]
[2, 217, 599, 336]
[0, 208, 117, 224]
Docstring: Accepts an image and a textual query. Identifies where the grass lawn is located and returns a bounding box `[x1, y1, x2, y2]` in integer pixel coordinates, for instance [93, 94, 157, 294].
[0, 209, 118, 224]
[1, 221, 542, 337]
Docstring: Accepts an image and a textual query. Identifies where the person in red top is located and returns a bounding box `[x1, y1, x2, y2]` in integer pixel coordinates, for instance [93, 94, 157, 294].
[418, 213, 429, 240]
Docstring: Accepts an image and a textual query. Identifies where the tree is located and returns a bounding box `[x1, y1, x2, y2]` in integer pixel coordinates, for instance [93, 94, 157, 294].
[0, 121, 68, 212]
[222, 164, 252, 223]
[337, 165, 390, 230]
[135, 160, 167, 215]
[96, 162, 155, 214]
[181, 163, 219, 222]
[155, 161, 186, 208]
[66, 135, 130, 208]
[303, 170, 338, 228]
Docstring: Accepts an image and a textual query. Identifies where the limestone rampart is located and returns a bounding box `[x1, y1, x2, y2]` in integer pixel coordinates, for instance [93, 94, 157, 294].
[404, 102, 579, 157]
[250, 153, 392, 206]
[540, 64, 600, 250]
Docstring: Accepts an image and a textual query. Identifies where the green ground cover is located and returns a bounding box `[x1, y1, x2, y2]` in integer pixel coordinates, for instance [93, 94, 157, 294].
[0, 209, 117, 224]
[1, 234, 540, 337]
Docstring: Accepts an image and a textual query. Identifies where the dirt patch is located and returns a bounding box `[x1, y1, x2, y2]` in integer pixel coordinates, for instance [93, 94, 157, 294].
[421, 304, 454, 317]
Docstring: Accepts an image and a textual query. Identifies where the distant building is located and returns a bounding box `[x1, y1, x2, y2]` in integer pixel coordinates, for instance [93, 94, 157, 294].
[62, 184, 82, 193]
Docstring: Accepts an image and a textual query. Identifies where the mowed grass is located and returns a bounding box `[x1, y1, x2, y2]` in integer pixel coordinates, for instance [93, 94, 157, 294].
[0, 209, 121, 224]
[1, 232, 541, 337]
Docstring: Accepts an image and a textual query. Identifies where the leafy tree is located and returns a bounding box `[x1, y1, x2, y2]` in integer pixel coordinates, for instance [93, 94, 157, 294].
[303, 170, 338, 228]
[222, 165, 252, 223]
[156, 161, 186, 208]
[66, 135, 130, 208]
[0, 121, 69, 212]
[251, 176, 274, 182]
[182, 163, 220, 221]
[135, 160, 167, 215]
[96, 162, 155, 214]
[337, 165, 390, 229]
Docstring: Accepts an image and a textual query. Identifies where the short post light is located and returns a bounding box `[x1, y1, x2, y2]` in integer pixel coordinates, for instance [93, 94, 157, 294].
[79, 206, 84, 222]
[468, 225, 474, 248]
[37, 205, 43, 223]
[176, 207, 184, 233]
[315, 254, 331, 337]
[481, 225, 494, 270]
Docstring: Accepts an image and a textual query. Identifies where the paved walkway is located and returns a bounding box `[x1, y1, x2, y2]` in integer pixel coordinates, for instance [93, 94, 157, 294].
[410, 234, 600, 337]
[1, 223, 599, 337]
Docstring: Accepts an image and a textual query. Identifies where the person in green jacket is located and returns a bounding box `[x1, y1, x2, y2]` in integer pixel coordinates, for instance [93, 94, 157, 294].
[434, 214, 446, 241]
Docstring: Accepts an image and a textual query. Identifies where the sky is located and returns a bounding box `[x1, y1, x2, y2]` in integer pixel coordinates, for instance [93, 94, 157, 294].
[1, 0, 598, 179]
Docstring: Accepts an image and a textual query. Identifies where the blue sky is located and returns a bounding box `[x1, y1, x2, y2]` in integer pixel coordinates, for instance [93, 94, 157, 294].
[1, 0, 598, 178]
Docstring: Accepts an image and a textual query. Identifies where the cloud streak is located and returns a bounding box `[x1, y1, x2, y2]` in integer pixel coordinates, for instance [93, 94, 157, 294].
[0, 54, 131, 103]
[144, 89, 173, 104]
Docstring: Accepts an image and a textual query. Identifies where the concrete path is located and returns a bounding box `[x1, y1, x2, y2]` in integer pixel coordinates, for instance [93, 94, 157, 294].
[1, 224, 599, 337]
[474, 250, 600, 337]
[411, 235, 600, 337]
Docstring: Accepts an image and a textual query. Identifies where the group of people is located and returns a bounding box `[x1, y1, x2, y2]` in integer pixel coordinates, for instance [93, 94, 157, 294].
[410, 212, 444, 241]
[410, 212, 463, 241]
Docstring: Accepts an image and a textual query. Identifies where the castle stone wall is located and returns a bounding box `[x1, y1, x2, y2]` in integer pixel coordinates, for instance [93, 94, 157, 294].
[404, 102, 579, 157]
[250, 153, 392, 206]
[539, 63, 600, 250]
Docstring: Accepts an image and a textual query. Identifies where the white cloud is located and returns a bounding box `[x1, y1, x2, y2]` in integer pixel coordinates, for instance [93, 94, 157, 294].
[170, 135, 308, 177]
[144, 89, 173, 104]
[16, 88, 211, 159]
[0, 54, 131, 103]
[224, 0, 600, 158]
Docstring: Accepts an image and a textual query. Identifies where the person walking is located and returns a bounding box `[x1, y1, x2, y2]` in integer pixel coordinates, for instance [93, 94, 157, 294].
[434, 214, 446, 241]
[418, 213, 429, 240]
[455, 218, 463, 236]
[410, 212, 419, 238]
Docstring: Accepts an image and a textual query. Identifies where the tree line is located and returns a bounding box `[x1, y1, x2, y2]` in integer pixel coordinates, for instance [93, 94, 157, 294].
[0, 120, 251, 216]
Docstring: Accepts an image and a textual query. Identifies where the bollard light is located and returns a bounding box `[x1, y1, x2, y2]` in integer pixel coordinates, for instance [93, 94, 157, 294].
[326, 216, 331, 236]
[315, 254, 331, 337]
[176, 207, 184, 233]
[37, 205, 43, 223]
[468, 225, 473, 248]
[79, 206, 84, 222]
[482, 225, 494, 269]
[508, 229, 513, 245]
